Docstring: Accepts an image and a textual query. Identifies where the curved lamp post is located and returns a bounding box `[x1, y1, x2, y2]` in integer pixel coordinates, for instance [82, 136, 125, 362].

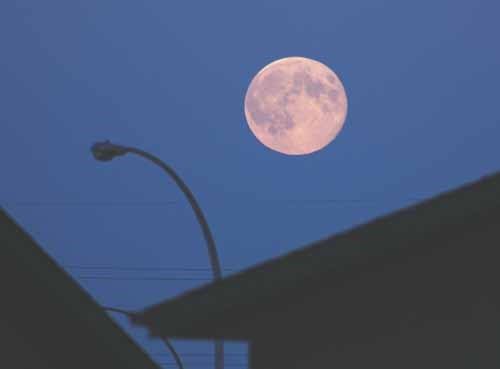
[91, 140, 223, 369]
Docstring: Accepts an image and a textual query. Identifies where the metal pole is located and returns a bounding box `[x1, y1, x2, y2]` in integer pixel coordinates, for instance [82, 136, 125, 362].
[116, 145, 224, 369]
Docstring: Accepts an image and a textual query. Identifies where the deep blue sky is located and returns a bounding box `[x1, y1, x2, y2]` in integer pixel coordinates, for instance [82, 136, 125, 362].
[2, 0, 499, 367]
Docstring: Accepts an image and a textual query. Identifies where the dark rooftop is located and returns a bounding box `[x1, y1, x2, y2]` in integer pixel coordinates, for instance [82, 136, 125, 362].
[1, 208, 161, 369]
[132, 172, 500, 341]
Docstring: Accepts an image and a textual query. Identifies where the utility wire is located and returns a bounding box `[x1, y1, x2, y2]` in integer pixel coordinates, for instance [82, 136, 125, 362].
[71, 265, 238, 281]
[2, 201, 179, 206]
[66, 265, 235, 272]
[2, 198, 423, 206]
[70, 264, 237, 281]
[153, 353, 247, 357]
[158, 361, 247, 366]
[80, 276, 211, 281]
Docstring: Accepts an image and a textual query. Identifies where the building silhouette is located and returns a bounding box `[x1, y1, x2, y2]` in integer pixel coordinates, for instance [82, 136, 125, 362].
[133, 172, 500, 369]
[0, 209, 161, 369]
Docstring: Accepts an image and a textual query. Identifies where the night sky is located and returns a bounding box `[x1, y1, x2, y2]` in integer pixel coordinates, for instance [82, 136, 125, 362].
[2, 1, 499, 368]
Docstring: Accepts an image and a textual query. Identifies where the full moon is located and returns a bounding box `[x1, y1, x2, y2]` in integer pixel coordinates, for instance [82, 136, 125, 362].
[244, 57, 348, 155]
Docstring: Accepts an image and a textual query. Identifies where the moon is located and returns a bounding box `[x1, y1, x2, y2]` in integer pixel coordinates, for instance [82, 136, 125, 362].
[244, 57, 348, 155]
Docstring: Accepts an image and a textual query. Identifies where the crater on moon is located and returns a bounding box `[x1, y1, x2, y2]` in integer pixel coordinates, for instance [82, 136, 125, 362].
[244, 57, 348, 155]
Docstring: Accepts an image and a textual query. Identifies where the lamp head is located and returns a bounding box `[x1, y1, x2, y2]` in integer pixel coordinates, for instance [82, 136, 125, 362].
[91, 140, 128, 162]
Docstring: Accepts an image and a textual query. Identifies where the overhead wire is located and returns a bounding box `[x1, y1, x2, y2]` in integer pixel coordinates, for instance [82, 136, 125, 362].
[2, 197, 424, 207]
[65, 264, 237, 281]
[80, 276, 211, 281]
[66, 265, 235, 272]
[152, 353, 247, 357]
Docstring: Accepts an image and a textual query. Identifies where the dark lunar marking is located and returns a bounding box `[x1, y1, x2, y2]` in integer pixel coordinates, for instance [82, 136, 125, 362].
[293, 71, 311, 90]
[282, 88, 301, 106]
[268, 126, 278, 136]
[246, 94, 272, 125]
[327, 75, 337, 84]
[293, 71, 326, 99]
[250, 107, 271, 126]
[293, 71, 307, 89]
[305, 79, 326, 99]
[321, 104, 332, 113]
[280, 93, 296, 131]
[265, 105, 295, 137]
[260, 70, 286, 96]
[283, 113, 295, 129]
[327, 88, 340, 101]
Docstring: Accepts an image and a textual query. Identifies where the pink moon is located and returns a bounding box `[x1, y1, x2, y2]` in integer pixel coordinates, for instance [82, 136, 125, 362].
[244, 57, 348, 155]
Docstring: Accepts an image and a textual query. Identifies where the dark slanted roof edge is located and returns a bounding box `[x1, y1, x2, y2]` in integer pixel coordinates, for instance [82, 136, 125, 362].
[1, 208, 161, 369]
[133, 172, 500, 340]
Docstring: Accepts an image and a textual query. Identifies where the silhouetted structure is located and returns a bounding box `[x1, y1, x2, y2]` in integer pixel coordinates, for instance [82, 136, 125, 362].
[91, 140, 224, 369]
[0, 209, 160, 369]
[132, 172, 500, 369]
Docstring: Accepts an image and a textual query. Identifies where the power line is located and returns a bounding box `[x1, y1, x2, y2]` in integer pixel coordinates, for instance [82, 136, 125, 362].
[2, 201, 180, 207]
[66, 265, 235, 272]
[78, 276, 211, 281]
[67, 264, 242, 281]
[2, 198, 423, 206]
[153, 354, 247, 357]
[69, 264, 240, 281]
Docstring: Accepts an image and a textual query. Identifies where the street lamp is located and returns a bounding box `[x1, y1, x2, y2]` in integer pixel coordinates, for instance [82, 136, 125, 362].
[91, 140, 224, 369]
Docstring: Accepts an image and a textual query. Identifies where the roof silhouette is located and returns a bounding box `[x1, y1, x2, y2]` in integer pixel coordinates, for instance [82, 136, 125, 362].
[132, 172, 500, 342]
[0, 208, 160, 369]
